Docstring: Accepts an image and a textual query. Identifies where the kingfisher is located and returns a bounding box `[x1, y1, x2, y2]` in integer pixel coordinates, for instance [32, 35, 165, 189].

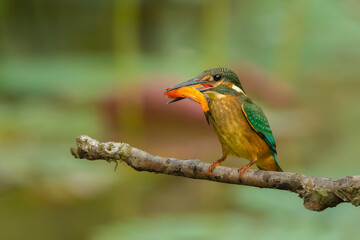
[166, 68, 283, 177]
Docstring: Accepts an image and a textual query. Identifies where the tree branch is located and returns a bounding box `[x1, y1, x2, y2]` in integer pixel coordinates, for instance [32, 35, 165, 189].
[70, 135, 360, 212]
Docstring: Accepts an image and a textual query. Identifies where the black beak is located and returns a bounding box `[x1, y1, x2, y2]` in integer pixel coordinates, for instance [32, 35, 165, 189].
[166, 78, 207, 92]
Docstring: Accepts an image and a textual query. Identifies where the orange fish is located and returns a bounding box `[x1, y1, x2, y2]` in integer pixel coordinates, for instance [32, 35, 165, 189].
[165, 86, 209, 112]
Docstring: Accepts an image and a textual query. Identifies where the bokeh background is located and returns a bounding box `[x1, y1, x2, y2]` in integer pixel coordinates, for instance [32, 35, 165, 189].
[1, 0, 360, 239]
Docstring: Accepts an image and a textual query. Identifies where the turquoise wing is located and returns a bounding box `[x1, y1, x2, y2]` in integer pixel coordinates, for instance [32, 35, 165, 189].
[241, 102, 277, 154]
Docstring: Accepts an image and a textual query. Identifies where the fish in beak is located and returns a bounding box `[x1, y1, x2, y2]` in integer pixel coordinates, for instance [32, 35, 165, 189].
[164, 78, 216, 123]
[165, 77, 216, 103]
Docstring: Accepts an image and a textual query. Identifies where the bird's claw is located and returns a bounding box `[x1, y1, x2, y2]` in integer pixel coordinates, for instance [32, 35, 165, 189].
[208, 156, 227, 176]
[239, 158, 257, 179]
[239, 166, 250, 179]
[208, 162, 222, 176]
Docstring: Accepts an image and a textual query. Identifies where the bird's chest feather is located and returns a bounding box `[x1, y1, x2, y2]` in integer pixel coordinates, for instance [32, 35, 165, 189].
[208, 96, 269, 159]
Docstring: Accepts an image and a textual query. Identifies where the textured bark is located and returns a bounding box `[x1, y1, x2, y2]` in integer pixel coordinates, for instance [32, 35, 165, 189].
[71, 135, 360, 212]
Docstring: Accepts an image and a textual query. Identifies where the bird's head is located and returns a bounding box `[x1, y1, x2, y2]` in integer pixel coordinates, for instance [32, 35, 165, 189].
[166, 68, 245, 99]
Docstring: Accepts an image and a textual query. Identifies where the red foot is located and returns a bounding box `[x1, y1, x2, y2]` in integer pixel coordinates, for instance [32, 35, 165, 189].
[208, 162, 222, 175]
[239, 158, 257, 179]
[208, 156, 226, 176]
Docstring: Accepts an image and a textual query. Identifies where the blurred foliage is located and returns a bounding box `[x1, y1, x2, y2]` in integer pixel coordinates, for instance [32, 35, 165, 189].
[1, 0, 360, 239]
[92, 188, 359, 240]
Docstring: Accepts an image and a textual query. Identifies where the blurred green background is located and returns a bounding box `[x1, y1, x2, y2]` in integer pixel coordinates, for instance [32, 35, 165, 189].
[1, 0, 360, 239]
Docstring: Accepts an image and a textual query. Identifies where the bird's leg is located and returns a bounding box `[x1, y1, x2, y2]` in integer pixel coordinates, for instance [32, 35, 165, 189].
[208, 155, 227, 176]
[239, 158, 257, 179]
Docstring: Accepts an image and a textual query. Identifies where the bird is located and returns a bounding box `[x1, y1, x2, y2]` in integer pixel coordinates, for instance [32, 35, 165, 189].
[165, 68, 283, 177]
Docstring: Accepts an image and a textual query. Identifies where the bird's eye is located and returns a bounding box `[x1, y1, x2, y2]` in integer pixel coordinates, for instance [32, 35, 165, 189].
[213, 74, 222, 81]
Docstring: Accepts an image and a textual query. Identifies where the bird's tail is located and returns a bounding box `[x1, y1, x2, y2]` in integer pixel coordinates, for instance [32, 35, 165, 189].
[256, 154, 283, 172]
[273, 155, 283, 172]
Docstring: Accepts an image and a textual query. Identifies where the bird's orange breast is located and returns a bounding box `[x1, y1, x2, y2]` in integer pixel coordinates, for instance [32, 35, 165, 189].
[208, 96, 273, 164]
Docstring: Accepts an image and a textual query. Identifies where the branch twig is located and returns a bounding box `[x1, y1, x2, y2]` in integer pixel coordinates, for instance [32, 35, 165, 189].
[70, 135, 360, 212]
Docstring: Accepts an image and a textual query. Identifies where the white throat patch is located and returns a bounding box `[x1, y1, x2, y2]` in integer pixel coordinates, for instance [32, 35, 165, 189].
[231, 85, 244, 94]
